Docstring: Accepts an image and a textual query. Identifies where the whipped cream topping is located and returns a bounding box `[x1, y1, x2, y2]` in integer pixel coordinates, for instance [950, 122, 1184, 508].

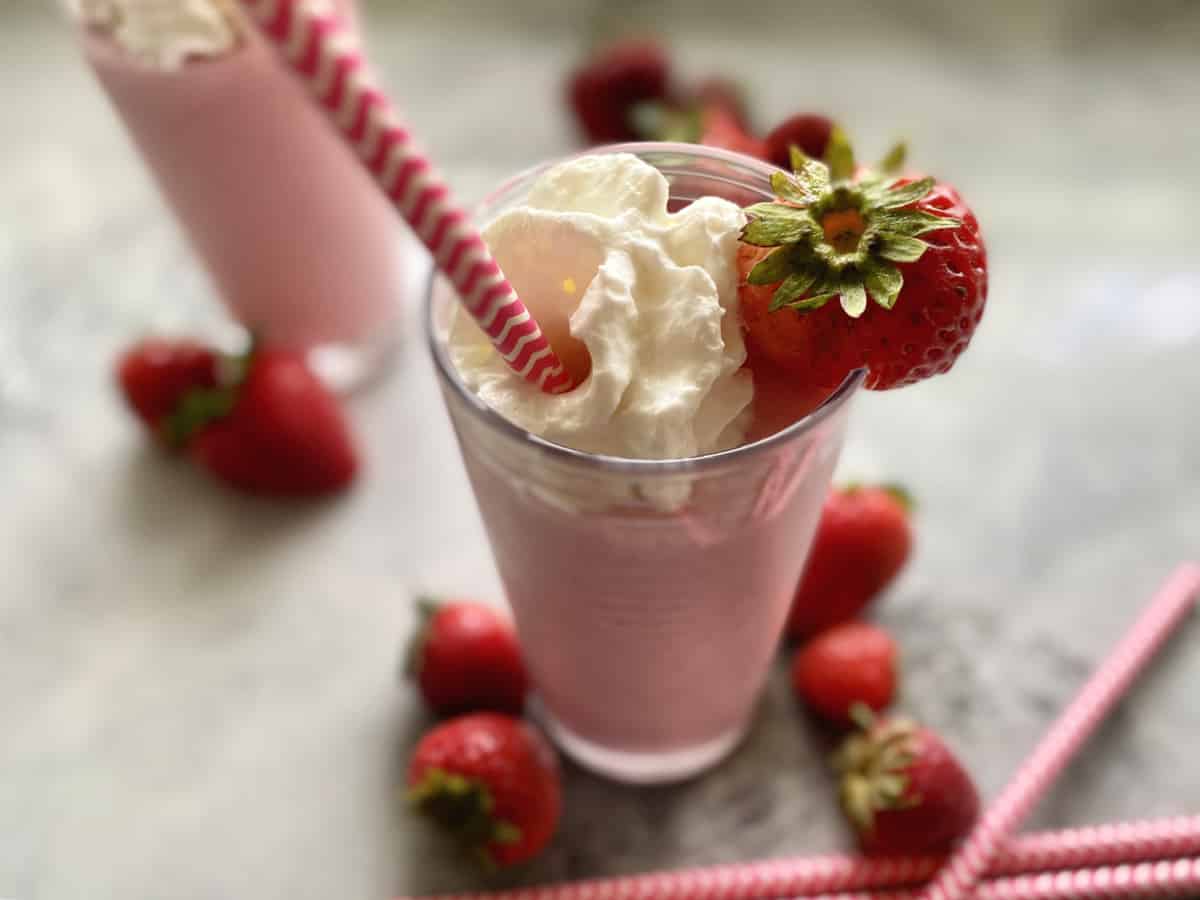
[450, 153, 754, 475]
[71, 0, 243, 69]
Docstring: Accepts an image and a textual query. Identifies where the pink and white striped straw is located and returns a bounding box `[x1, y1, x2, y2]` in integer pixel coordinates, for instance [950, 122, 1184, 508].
[913, 563, 1200, 900]
[235, 0, 574, 394]
[399, 815, 1200, 900]
[965, 858, 1200, 900]
[805, 857, 1200, 900]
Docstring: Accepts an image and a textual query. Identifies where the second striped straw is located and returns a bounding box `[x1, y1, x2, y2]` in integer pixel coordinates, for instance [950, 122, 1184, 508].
[236, 0, 575, 394]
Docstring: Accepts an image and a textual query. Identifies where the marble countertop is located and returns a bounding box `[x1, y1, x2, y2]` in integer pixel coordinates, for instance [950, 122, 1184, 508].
[3, 2, 1199, 897]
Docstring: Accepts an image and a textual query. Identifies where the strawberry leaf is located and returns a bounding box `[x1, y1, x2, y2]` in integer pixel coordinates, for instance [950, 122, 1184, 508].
[878, 234, 927, 263]
[839, 279, 868, 318]
[881, 482, 915, 511]
[768, 268, 819, 311]
[876, 209, 961, 237]
[864, 262, 904, 310]
[770, 171, 815, 206]
[789, 144, 810, 173]
[741, 204, 818, 247]
[877, 141, 907, 175]
[877, 176, 935, 210]
[825, 126, 855, 182]
[784, 291, 838, 312]
[748, 245, 797, 285]
[159, 385, 236, 448]
[795, 159, 832, 196]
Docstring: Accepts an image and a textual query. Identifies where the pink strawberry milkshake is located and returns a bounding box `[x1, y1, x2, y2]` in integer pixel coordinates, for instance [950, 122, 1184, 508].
[428, 145, 862, 783]
[76, 0, 402, 378]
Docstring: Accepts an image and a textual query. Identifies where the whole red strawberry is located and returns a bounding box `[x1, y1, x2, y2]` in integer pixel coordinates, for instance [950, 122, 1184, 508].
[186, 348, 358, 496]
[792, 622, 898, 725]
[835, 712, 980, 854]
[116, 338, 219, 442]
[764, 113, 834, 169]
[407, 599, 529, 716]
[568, 39, 671, 144]
[738, 131, 988, 390]
[408, 713, 561, 867]
[787, 484, 913, 639]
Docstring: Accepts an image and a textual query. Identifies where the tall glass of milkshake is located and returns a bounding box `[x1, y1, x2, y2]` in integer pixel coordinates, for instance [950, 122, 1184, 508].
[71, 0, 404, 389]
[428, 144, 862, 783]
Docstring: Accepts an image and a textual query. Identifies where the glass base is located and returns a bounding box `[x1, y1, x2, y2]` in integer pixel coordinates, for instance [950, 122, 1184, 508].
[306, 318, 402, 396]
[530, 697, 748, 784]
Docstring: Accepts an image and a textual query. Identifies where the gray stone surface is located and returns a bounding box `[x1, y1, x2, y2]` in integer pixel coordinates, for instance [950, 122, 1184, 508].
[3, 2, 1200, 898]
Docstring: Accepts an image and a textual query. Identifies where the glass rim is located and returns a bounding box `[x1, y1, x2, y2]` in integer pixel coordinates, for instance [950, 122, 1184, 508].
[424, 140, 865, 476]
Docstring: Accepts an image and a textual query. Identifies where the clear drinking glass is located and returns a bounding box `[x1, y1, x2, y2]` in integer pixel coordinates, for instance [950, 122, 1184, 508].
[427, 144, 863, 783]
[74, 0, 403, 391]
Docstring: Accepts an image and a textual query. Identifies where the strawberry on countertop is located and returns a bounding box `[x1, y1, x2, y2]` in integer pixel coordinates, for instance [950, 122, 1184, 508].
[792, 622, 898, 725]
[787, 484, 913, 639]
[835, 709, 980, 854]
[408, 713, 561, 867]
[406, 598, 529, 716]
[738, 131, 988, 390]
[120, 338, 359, 497]
[568, 39, 671, 144]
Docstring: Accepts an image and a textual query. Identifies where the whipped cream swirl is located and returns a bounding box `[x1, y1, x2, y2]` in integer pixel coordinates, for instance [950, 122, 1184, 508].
[450, 153, 754, 480]
[71, 0, 242, 69]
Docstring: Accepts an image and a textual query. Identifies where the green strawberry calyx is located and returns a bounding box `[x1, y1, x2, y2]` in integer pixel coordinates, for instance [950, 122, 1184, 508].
[408, 767, 521, 866]
[158, 339, 256, 448]
[833, 705, 921, 832]
[840, 481, 915, 513]
[401, 596, 441, 681]
[740, 129, 961, 317]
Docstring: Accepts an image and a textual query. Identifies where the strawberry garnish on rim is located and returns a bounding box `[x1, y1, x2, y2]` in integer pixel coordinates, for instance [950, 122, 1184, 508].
[743, 132, 957, 316]
[738, 130, 988, 390]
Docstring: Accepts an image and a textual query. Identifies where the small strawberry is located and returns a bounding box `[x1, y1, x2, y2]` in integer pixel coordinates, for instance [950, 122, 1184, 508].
[408, 713, 561, 867]
[835, 711, 980, 854]
[567, 39, 671, 144]
[787, 484, 913, 639]
[738, 131, 988, 390]
[764, 113, 835, 169]
[179, 347, 358, 496]
[406, 598, 529, 716]
[116, 338, 219, 442]
[792, 622, 898, 725]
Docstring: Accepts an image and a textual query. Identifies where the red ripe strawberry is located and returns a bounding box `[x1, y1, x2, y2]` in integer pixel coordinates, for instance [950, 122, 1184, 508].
[765, 113, 834, 169]
[700, 104, 768, 160]
[116, 338, 219, 441]
[787, 484, 913, 639]
[568, 39, 670, 144]
[186, 348, 358, 496]
[738, 131, 987, 390]
[408, 713, 561, 867]
[835, 712, 980, 854]
[792, 622, 898, 725]
[406, 599, 529, 716]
